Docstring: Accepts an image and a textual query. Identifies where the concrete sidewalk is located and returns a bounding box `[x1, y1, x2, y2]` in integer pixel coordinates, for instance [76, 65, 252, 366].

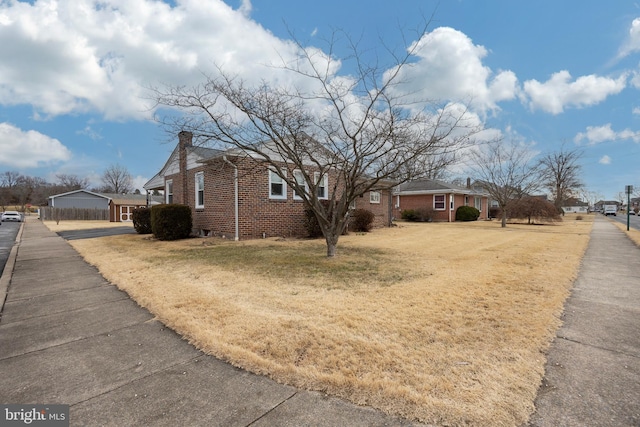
[0, 218, 421, 426]
[528, 216, 640, 427]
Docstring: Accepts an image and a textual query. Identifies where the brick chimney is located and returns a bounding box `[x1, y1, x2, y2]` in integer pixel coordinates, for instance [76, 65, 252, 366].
[466, 177, 471, 189]
[178, 131, 192, 204]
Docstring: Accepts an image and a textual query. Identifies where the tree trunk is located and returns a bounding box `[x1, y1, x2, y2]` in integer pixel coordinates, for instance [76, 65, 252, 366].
[501, 210, 507, 228]
[325, 233, 339, 257]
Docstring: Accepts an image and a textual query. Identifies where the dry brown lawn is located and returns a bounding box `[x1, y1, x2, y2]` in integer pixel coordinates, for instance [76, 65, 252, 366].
[45, 215, 593, 426]
[44, 220, 133, 232]
[611, 218, 640, 247]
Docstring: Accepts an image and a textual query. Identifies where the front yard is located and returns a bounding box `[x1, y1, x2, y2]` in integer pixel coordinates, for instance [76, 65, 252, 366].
[47, 216, 593, 426]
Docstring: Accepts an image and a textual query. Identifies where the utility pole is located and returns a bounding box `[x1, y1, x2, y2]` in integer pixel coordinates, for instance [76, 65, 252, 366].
[626, 185, 633, 231]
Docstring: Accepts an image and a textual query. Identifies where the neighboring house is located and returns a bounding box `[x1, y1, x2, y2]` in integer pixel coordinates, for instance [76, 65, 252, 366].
[561, 198, 589, 214]
[393, 179, 490, 222]
[143, 131, 392, 240]
[48, 189, 162, 222]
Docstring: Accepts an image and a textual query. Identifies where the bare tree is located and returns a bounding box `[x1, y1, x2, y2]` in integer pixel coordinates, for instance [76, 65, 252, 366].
[14, 176, 47, 210]
[469, 139, 541, 227]
[101, 164, 133, 194]
[56, 174, 89, 192]
[538, 144, 583, 211]
[151, 26, 480, 257]
[1, 171, 21, 189]
[578, 189, 603, 212]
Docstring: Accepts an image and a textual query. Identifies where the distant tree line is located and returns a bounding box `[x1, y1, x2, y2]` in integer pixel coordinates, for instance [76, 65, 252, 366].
[0, 164, 149, 211]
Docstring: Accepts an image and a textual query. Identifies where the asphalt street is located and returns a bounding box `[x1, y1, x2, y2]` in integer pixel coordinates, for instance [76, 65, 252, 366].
[0, 221, 21, 275]
[607, 212, 640, 231]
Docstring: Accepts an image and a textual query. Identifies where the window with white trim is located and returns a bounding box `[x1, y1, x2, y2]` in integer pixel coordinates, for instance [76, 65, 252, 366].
[293, 170, 307, 200]
[370, 191, 381, 204]
[434, 194, 445, 210]
[166, 180, 173, 204]
[195, 172, 204, 209]
[314, 172, 328, 199]
[269, 169, 287, 199]
[474, 196, 482, 211]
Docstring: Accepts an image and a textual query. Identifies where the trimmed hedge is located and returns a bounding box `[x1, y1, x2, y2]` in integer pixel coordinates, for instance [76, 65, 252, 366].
[151, 204, 192, 241]
[401, 207, 435, 222]
[455, 205, 480, 221]
[132, 207, 152, 234]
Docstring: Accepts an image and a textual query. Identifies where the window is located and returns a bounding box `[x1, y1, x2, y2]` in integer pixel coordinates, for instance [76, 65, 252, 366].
[434, 194, 445, 210]
[195, 172, 204, 209]
[269, 169, 287, 199]
[474, 196, 482, 211]
[166, 180, 173, 204]
[293, 170, 307, 200]
[314, 172, 328, 199]
[370, 191, 381, 204]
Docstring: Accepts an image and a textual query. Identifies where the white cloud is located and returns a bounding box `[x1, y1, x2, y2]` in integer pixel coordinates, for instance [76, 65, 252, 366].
[574, 123, 640, 145]
[386, 27, 518, 115]
[523, 71, 627, 114]
[618, 17, 640, 59]
[0, 122, 71, 168]
[238, 0, 252, 17]
[0, 0, 300, 120]
[599, 155, 611, 165]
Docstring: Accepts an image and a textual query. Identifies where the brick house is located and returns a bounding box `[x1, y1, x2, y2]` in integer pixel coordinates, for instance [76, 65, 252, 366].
[393, 179, 490, 222]
[144, 132, 392, 239]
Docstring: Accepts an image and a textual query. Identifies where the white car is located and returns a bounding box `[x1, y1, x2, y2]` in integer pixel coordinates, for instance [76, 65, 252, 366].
[1, 211, 22, 222]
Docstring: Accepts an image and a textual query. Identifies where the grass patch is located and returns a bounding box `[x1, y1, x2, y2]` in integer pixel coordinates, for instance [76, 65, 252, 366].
[56, 217, 593, 426]
[173, 241, 406, 289]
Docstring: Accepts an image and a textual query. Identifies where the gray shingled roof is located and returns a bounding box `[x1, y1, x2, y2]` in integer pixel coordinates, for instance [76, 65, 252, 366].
[396, 179, 474, 193]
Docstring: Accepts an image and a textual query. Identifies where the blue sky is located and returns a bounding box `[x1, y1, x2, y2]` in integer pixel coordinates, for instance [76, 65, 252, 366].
[1, 0, 639, 201]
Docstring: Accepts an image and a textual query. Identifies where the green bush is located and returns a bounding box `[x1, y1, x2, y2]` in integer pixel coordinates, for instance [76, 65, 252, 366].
[151, 204, 193, 241]
[350, 209, 375, 232]
[401, 207, 435, 222]
[401, 209, 419, 221]
[456, 205, 480, 221]
[132, 207, 152, 234]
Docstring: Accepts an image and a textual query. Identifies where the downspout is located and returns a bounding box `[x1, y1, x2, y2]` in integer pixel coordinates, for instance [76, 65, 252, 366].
[222, 156, 239, 241]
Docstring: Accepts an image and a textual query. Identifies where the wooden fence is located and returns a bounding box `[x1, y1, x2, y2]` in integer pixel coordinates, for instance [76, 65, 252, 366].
[39, 207, 109, 221]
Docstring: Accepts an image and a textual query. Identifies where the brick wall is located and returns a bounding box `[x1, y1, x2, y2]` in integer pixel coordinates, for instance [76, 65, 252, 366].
[354, 190, 392, 228]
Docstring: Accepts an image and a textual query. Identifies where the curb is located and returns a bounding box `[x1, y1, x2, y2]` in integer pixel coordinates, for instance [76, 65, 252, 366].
[0, 219, 25, 319]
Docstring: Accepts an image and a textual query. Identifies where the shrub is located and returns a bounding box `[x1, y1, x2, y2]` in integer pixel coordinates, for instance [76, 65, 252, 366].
[575, 215, 583, 220]
[401, 207, 435, 222]
[350, 209, 375, 232]
[456, 206, 480, 221]
[401, 209, 419, 222]
[304, 206, 324, 238]
[151, 204, 193, 241]
[132, 207, 152, 234]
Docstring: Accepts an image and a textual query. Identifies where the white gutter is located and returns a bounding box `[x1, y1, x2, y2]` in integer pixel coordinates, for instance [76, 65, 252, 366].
[222, 156, 239, 241]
